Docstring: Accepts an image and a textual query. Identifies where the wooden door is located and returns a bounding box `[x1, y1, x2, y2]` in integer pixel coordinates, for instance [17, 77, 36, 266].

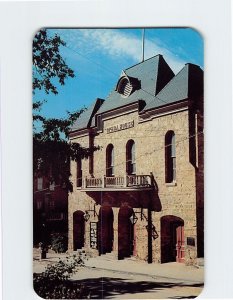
[98, 206, 113, 254]
[73, 211, 85, 250]
[176, 225, 185, 263]
[118, 206, 134, 259]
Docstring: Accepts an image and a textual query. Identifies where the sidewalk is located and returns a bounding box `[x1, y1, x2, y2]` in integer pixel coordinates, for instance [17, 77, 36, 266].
[33, 249, 204, 284]
[84, 255, 204, 283]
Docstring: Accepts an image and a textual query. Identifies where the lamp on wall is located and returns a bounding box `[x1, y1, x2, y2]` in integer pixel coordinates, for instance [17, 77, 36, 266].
[146, 224, 159, 240]
[83, 204, 98, 222]
[130, 212, 138, 224]
[129, 207, 144, 224]
[83, 211, 90, 222]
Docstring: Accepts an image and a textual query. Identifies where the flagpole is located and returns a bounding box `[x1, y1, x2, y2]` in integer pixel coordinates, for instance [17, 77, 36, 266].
[142, 28, 145, 62]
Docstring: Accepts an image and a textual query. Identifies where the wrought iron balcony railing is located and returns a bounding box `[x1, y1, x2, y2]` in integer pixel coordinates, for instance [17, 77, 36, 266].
[81, 174, 153, 191]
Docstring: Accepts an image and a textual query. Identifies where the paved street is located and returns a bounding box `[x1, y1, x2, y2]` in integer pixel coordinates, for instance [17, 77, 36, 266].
[33, 250, 204, 299]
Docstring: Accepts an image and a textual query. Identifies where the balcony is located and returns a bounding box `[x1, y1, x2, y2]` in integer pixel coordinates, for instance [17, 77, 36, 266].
[81, 174, 154, 192]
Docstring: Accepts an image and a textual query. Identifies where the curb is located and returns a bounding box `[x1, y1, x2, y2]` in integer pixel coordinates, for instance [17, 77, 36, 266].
[84, 265, 204, 284]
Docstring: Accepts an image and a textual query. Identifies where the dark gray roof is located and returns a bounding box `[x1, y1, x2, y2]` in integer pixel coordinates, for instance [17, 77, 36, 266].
[71, 98, 104, 131]
[97, 55, 174, 114]
[70, 56, 203, 132]
[143, 63, 203, 111]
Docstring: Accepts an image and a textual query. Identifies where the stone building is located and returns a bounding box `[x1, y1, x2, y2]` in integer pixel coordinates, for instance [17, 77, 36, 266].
[33, 175, 68, 245]
[68, 54, 204, 264]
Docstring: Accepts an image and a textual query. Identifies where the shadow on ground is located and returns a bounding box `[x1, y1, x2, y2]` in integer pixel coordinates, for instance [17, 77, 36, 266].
[168, 297, 199, 299]
[72, 277, 203, 299]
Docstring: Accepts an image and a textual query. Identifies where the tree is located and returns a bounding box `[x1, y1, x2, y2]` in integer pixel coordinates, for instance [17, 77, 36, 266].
[33, 29, 98, 191]
[33, 29, 74, 95]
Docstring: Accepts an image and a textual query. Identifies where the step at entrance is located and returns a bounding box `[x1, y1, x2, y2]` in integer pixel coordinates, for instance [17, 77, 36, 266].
[100, 251, 118, 260]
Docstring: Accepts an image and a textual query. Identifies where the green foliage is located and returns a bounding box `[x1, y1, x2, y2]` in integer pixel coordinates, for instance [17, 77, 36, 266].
[33, 29, 74, 95]
[33, 29, 99, 191]
[34, 254, 89, 299]
[33, 134, 98, 192]
[50, 233, 68, 253]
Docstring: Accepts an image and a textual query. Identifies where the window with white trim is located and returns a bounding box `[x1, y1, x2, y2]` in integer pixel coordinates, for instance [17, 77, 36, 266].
[106, 144, 114, 176]
[165, 131, 176, 183]
[126, 140, 136, 175]
[77, 158, 82, 187]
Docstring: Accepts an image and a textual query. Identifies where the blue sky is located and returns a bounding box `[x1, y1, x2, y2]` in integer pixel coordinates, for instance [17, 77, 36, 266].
[33, 28, 203, 119]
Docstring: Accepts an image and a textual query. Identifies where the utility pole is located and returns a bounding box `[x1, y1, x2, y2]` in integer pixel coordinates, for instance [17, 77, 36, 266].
[148, 201, 152, 263]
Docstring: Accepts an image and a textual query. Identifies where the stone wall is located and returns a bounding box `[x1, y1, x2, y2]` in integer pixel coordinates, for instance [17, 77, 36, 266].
[68, 106, 203, 264]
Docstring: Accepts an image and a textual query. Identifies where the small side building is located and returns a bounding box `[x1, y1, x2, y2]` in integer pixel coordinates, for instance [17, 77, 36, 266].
[33, 175, 68, 245]
[68, 54, 204, 264]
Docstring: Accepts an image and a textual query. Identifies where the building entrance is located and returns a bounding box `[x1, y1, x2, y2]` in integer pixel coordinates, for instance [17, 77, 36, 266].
[176, 223, 185, 262]
[118, 206, 134, 259]
[73, 210, 85, 250]
[161, 215, 184, 263]
[98, 206, 114, 255]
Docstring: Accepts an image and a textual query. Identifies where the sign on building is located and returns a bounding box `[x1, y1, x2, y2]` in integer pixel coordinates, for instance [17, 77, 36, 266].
[90, 222, 98, 249]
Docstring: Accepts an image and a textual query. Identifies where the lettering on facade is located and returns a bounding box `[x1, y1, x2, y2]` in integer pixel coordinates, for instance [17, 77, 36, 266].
[90, 222, 98, 249]
[106, 120, 134, 134]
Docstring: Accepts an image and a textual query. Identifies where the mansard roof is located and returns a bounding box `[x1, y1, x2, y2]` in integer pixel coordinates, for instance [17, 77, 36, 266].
[71, 98, 104, 131]
[97, 54, 174, 114]
[70, 55, 203, 132]
[143, 63, 203, 112]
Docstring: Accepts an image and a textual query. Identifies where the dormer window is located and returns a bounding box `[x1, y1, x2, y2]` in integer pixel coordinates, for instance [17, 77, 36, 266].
[117, 77, 133, 97]
[116, 75, 140, 98]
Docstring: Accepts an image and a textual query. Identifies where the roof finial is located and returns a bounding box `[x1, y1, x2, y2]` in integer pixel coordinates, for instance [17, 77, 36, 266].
[142, 28, 145, 62]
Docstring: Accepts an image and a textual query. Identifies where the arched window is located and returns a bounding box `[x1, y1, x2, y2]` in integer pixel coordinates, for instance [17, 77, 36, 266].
[126, 140, 136, 175]
[165, 131, 176, 183]
[76, 158, 82, 187]
[106, 144, 114, 176]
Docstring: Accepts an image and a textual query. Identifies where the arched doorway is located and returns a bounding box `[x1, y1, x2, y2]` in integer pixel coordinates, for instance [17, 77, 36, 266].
[73, 210, 85, 250]
[161, 215, 184, 263]
[118, 206, 134, 259]
[98, 206, 114, 255]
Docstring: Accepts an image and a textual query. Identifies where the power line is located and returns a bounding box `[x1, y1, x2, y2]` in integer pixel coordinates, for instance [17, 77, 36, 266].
[65, 44, 118, 79]
[54, 36, 204, 194]
[74, 131, 203, 187]
[63, 43, 183, 109]
[91, 131, 189, 141]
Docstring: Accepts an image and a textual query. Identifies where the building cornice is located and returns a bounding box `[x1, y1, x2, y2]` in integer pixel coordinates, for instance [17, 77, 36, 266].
[139, 99, 189, 122]
[69, 128, 90, 139]
[69, 101, 143, 138]
[95, 101, 142, 133]
[69, 99, 192, 139]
